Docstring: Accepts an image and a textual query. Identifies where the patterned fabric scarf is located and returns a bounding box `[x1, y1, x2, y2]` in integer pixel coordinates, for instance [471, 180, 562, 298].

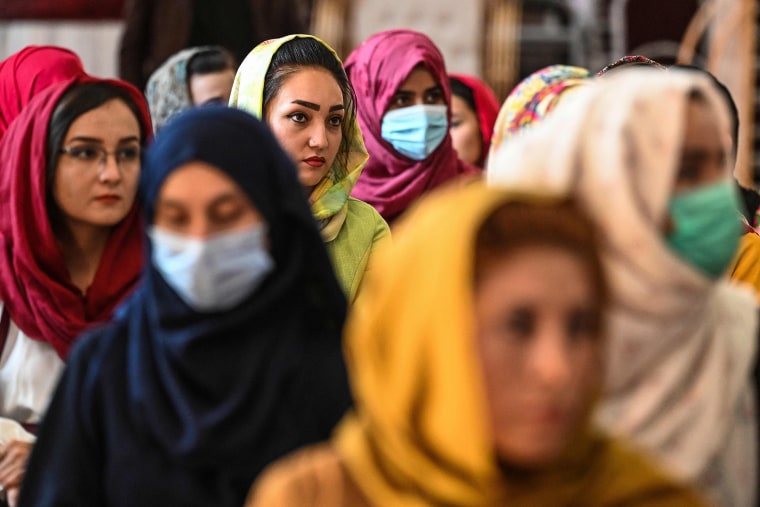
[145, 46, 216, 133]
[229, 34, 369, 242]
[597, 55, 666, 76]
[490, 65, 590, 154]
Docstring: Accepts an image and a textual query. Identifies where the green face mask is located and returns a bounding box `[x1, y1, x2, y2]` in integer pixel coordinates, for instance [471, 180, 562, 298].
[666, 179, 743, 278]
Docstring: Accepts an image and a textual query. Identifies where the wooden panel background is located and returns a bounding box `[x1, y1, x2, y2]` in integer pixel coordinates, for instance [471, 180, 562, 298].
[0, 0, 125, 20]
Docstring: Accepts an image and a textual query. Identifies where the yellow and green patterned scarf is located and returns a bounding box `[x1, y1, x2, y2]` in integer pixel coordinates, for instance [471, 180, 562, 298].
[229, 34, 369, 242]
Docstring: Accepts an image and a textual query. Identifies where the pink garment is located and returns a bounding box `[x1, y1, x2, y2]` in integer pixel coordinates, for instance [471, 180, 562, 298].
[0, 46, 86, 139]
[344, 29, 479, 223]
[0, 76, 151, 359]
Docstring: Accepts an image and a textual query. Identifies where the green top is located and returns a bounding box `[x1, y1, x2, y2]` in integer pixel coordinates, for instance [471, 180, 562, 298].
[326, 198, 390, 304]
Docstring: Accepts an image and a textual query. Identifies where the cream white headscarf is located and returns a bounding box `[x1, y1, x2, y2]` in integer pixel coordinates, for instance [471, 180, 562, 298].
[488, 69, 758, 507]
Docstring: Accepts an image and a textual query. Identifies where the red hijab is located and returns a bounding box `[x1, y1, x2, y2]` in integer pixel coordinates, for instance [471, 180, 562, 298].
[345, 29, 479, 223]
[0, 46, 86, 139]
[0, 75, 151, 359]
[449, 73, 500, 167]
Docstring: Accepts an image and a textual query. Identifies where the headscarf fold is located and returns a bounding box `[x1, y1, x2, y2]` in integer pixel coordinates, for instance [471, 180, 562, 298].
[0, 45, 85, 139]
[333, 182, 705, 506]
[448, 73, 500, 167]
[488, 69, 757, 506]
[0, 75, 151, 359]
[145, 45, 217, 132]
[489, 65, 590, 154]
[230, 34, 369, 242]
[344, 29, 480, 223]
[120, 106, 350, 472]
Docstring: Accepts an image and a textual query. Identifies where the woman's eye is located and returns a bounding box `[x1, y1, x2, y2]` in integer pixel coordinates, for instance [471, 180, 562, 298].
[425, 90, 443, 104]
[160, 213, 188, 228]
[391, 95, 408, 107]
[676, 163, 700, 183]
[211, 205, 245, 225]
[504, 310, 534, 340]
[288, 113, 307, 123]
[328, 115, 344, 127]
[117, 146, 140, 163]
[566, 310, 597, 341]
[69, 146, 100, 160]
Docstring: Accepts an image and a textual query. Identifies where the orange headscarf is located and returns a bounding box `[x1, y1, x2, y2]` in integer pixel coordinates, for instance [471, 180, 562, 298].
[333, 182, 706, 506]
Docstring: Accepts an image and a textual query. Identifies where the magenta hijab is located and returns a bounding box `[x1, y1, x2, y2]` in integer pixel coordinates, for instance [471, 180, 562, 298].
[344, 29, 479, 223]
[0, 45, 86, 139]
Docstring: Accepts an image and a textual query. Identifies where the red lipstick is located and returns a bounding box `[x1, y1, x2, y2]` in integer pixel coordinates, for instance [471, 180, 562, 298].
[304, 156, 326, 168]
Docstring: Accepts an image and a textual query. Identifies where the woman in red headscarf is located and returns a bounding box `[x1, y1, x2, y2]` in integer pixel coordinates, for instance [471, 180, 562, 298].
[344, 29, 480, 224]
[0, 45, 86, 139]
[448, 73, 500, 168]
[0, 75, 150, 504]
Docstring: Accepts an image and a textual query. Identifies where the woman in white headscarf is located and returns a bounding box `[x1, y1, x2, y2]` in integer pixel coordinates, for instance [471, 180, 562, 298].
[488, 68, 758, 507]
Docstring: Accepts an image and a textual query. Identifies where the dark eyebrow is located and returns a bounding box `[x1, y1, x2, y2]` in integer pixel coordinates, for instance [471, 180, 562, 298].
[681, 148, 725, 159]
[425, 85, 443, 94]
[292, 100, 320, 111]
[155, 199, 184, 211]
[159, 192, 244, 211]
[68, 136, 140, 145]
[329, 104, 345, 112]
[391, 90, 415, 97]
[199, 96, 224, 106]
[208, 192, 246, 209]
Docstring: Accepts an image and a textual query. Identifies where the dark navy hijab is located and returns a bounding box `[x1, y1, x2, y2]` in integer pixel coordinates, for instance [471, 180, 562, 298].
[126, 107, 349, 470]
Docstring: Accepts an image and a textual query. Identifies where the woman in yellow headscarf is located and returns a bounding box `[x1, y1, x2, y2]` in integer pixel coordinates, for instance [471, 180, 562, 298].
[230, 34, 389, 304]
[244, 182, 707, 506]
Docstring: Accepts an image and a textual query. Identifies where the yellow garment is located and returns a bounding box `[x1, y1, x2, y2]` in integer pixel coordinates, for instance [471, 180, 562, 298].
[730, 232, 760, 300]
[248, 183, 708, 507]
[248, 441, 707, 507]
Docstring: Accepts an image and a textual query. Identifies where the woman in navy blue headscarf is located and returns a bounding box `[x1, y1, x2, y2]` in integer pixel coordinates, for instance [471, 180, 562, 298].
[19, 107, 351, 506]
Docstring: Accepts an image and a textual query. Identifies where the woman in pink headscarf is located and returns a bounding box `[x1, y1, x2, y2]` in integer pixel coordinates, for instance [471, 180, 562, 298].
[0, 45, 86, 139]
[344, 29, 480, 224]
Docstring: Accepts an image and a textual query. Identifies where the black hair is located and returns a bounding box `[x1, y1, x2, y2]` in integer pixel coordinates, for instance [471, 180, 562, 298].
[187, 46, 237, 78]
[673, 64, 739, 159]
[449, 77, 477, 114]
[262, 37, 356, 173]
[46, 81, 146, 224]
[683, 75, 757, 219]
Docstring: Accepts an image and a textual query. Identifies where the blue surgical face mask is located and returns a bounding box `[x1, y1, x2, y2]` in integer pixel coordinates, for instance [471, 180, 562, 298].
[381, 104, 448, 160]
[666, 178, 743, 278]
[149, 224, 274, 312]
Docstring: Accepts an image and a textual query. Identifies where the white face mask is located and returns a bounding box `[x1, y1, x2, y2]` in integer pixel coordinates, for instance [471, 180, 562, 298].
[149, 224, 274, 312]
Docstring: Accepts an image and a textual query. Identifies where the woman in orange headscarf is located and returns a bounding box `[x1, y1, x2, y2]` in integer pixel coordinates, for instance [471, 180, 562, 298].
[244, 183, 706, 507]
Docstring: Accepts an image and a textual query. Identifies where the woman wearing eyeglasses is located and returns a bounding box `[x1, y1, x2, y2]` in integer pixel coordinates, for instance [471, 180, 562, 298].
[0, 76, 150, 505]
[19, 106, 351, 507]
